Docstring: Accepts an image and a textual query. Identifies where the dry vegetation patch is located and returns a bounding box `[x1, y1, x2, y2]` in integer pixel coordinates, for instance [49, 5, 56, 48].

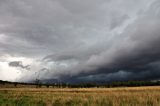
[0, 86, 160, 106]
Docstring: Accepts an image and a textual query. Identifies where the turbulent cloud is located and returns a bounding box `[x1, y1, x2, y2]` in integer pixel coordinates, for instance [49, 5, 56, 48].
[0, 0, 160, 82]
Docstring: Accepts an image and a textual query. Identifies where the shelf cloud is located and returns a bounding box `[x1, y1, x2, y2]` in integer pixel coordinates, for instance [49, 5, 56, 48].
[0, 0, 160, 83]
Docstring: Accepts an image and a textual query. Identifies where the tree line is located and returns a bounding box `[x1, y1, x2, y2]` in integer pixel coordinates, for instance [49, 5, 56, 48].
[1, 80, 160, 88]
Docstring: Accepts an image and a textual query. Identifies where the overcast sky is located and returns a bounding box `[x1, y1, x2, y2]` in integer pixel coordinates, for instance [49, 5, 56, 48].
[0, 0, 160, 83]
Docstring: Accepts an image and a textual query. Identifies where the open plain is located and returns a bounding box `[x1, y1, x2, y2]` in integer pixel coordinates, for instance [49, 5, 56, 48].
[0, 86, 160, 106]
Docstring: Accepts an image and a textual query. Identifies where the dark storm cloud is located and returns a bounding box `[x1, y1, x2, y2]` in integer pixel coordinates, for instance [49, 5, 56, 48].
[0, 0, 134, 57]
[0, 0, 160, 82]
[40, 0, 160, 82]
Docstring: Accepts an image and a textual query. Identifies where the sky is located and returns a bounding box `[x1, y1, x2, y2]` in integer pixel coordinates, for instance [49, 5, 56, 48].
[0, 0, 160, 83]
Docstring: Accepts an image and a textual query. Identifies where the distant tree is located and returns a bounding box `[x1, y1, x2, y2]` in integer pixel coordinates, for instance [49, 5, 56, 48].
[35, 79, 41, 88]
[46, 84, 49, 88]
[14, 83, 18, 87]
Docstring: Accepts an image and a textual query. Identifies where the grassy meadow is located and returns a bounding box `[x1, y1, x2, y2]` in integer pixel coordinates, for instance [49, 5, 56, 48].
[0, 86, 160, 106]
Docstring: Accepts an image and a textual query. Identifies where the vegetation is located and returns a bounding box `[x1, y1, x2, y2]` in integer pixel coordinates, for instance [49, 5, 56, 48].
[0, 87, 160, 106]
[1, 80, 160, 88]
[1, 80, 160, 105]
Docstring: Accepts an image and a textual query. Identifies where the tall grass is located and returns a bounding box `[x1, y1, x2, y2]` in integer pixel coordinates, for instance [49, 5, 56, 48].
[0, 86, 160, 106]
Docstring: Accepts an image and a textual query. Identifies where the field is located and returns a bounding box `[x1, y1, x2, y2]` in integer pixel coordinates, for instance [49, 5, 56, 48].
[0, 86, 160, 106]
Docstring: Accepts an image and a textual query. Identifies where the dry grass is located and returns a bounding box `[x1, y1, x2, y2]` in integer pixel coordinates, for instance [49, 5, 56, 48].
[0, 86, 160, 106]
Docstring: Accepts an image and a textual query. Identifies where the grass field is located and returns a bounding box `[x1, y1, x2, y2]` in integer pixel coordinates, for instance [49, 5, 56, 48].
[0, 86, 160, 106]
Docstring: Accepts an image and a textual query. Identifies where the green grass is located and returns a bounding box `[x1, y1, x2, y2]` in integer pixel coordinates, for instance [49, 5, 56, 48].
[0, 86, 160, 106]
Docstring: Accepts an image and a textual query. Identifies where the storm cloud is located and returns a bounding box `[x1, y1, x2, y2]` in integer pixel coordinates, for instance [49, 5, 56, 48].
[0, 0, 160, 82]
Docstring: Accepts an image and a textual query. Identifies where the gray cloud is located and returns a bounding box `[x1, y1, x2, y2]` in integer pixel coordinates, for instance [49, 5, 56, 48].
[8, 61, 30, 70]
[0, 0, 160, 82]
